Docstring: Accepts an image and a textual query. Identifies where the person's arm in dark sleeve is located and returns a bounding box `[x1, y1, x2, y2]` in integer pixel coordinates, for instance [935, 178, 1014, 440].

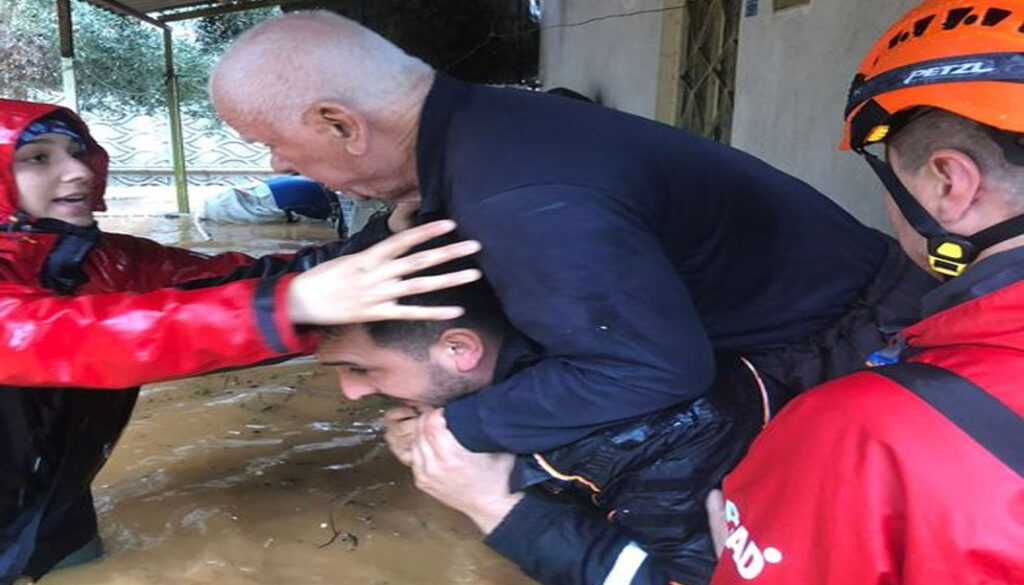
[145, 211, 395, 290]
[407, 412, 702, 585]
[445, 185, 714, 452]
[487, 493, 688, 585]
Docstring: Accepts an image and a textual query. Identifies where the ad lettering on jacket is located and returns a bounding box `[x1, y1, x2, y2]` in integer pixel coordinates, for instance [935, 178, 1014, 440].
[723, 499, 784, 580]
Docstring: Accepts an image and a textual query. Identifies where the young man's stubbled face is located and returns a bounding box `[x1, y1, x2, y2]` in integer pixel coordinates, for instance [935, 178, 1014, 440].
[317, 326, 479, 410]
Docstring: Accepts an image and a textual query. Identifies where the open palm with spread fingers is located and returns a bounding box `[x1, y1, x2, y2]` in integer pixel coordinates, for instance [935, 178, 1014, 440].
[287, 219, 482, 324]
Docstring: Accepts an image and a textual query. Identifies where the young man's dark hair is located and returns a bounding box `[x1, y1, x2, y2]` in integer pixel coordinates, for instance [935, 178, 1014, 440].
[328, 272, 506, 359]
[321, 232, 507, 359]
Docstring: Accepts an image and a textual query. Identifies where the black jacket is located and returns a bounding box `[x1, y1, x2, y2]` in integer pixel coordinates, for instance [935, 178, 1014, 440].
[483, 333, 765, 585]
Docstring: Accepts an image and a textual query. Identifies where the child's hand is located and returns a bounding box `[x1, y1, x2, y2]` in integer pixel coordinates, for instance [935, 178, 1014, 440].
[286, 220, 481, 325]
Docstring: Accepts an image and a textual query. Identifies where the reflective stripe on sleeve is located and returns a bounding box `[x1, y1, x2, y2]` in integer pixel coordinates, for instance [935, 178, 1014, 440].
[602, 542, 649, 585]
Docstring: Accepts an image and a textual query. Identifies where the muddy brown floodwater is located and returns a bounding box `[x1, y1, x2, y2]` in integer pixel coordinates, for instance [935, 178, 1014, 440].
[37, 214, 533, 585]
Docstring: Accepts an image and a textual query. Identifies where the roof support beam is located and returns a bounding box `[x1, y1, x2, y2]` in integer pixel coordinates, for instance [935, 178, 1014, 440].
[158, 0, 305, 23]
[78, 0, 168, 29]
[57, 0, 79, 110]
[162, 26, 190, 213]
[57, 0, 75, 57]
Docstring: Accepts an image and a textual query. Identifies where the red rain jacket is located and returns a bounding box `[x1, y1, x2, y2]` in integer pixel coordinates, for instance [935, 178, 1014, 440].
[712, 263, 1024, 584]
[0, 101, 317, 388]
[0, 99, 324, 580]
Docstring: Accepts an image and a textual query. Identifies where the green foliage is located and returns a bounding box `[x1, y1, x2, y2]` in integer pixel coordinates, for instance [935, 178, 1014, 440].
[0, 0, 537, 117]
[75, 6, 167, 115]
[193, 9, 272, 52]
[1, 0, 278, 119]
[0, 0, 60, 100]
[0, 24, 57, 100]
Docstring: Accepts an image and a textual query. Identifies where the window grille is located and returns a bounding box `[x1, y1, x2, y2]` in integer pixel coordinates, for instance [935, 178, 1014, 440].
[676, 0, 741, 143]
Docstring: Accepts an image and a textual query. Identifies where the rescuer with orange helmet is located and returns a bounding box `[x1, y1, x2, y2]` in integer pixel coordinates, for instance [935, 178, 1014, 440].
[843, 0, 1024, 277]
[710, 2, 1024, 583]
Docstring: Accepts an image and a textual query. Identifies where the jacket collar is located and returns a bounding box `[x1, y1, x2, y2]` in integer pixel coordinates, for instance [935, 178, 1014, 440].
[905, 247, 1024, 352]
[493, 327, 542, 384]
[921, 247, 1024, 316]
[414, 73, 471, 221]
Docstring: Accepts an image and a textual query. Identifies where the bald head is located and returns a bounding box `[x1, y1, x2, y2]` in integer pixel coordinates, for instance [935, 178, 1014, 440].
[210, 11, 434, 125]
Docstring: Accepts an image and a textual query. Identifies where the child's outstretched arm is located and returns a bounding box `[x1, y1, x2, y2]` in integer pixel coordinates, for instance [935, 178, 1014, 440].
[0, 220, 480, 389]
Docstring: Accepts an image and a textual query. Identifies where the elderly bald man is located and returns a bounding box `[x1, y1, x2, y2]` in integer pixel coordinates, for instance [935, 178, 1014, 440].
[210, 10, 932, 583]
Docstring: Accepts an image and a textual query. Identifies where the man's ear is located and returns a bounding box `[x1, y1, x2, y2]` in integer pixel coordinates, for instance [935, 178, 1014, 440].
[432, 328, 486, 373]
[925, 148, 983, 228]
[303, 100, 369, 156]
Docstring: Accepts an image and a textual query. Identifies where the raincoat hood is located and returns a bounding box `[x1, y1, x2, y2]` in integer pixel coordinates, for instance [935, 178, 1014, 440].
[0, 99, 108, 223]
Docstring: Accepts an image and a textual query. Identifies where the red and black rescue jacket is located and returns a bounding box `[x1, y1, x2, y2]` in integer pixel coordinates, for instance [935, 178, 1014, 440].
[712, 248, 1024, 585]
[0, 100, 377, 581]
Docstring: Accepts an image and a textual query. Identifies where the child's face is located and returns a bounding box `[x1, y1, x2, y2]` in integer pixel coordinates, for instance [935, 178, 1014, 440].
[13, 133, 96, 227]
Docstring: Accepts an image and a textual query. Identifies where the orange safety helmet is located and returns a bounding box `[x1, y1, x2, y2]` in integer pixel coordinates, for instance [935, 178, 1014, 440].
[842, 0, 1024, 278]
[843, 0, 1024, 151]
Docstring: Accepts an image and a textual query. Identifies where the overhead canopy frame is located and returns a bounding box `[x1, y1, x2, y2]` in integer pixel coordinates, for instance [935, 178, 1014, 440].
[63, 0, 299, 212]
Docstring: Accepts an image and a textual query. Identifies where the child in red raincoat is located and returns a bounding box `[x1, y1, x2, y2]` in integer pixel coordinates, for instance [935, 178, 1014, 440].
[0, 98, 479, 582]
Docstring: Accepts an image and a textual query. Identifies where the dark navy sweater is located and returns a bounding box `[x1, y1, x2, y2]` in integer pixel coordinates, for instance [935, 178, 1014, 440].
[417, 74, 888, 453]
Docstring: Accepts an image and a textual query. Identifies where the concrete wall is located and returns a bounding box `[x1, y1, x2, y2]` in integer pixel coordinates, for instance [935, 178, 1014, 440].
[538, 0, 920, 229]
[539, 0, 668, 119]
[731, 0, 918, 230]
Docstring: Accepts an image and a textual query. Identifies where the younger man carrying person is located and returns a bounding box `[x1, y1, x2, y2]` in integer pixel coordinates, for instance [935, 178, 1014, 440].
[317, 273, 767, 585]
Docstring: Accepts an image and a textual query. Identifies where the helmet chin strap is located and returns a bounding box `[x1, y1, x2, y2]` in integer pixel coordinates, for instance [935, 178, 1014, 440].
[858, 149, 1024, 279]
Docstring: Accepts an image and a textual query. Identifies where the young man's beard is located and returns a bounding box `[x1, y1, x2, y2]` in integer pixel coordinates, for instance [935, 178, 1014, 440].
[422, 361, 478, 407]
